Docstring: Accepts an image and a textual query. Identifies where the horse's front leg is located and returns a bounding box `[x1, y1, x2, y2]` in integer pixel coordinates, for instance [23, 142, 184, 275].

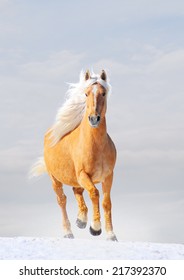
[78, 170, 101, 236]
[102, 172, 118, 241]
[73, 187, 88, 228]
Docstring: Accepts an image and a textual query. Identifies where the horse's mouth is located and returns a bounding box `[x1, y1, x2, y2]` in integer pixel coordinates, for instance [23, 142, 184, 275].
[89, 123, 99, 128]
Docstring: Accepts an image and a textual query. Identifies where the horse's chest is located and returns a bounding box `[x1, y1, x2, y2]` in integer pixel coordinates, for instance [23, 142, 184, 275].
[84, 152, 111, 182]
[93, 161, 110, 183]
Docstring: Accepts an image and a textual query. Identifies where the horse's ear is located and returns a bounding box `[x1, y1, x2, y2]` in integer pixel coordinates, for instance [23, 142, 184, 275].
[84, 70, 91, 81]
[100, 70, 107, 81]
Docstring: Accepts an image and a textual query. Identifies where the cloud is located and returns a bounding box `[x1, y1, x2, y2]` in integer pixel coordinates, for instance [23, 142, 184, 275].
[120, 149, 184, 168]
[19, 51, 86, 84]
[149, 49, 184, 86]
[0, 49, 85, 83]
[0, 140, 39, 172]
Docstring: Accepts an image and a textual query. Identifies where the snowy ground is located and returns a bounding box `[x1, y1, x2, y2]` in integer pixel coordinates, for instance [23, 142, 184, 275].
[0, 237, 184, 260]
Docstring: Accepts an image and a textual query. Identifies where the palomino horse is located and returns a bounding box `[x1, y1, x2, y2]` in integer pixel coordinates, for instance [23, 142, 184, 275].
[32, 70, 117, 241]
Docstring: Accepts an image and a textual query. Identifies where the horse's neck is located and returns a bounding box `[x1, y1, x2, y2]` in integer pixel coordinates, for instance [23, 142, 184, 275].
[80, 115, 107, 147]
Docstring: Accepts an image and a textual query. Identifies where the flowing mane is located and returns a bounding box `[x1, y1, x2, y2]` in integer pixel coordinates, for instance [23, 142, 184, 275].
[49, 70, 111, 145]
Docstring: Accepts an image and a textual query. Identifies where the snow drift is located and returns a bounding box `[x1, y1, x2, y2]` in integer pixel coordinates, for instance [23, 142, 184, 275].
[0, 237, 184, 260]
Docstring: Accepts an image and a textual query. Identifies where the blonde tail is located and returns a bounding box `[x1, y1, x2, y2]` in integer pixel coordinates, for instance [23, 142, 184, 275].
[29, 157, 47, 178]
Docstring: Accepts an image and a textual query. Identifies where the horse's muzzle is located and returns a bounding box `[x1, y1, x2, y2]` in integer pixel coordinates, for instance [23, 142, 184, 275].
[88, 115, 101, 127]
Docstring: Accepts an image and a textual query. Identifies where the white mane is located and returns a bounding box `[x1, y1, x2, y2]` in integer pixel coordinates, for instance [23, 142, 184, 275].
[49, 70, 111, 145]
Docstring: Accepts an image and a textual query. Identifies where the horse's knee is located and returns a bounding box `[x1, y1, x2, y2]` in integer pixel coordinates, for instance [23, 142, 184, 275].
[57, 194, 67, 207]
[89, 188, 99, 200]
[73, 187, 84, 195]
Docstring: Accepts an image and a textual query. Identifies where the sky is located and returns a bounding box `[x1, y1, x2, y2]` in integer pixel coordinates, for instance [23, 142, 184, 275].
[0, 0, 184, 244]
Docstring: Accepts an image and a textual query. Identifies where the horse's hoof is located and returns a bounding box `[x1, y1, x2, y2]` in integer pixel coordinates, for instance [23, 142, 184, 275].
[107, 235, 118, 242]
[89, 226, 102, 236]
[64, 233, 74, 239]
[76, 218, 87, 229]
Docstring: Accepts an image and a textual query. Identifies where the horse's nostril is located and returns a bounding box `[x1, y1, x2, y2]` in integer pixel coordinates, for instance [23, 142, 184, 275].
[97, 116, 100, 122]
[88, 115, 100, 127]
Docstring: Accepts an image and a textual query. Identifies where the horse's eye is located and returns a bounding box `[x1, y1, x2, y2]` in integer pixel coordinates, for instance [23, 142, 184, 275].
[102, 92, 106, 96]
[85, 93, 88, 97]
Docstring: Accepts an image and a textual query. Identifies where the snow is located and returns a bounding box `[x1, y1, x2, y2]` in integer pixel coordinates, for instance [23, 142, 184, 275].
[0, 237, 184, 260]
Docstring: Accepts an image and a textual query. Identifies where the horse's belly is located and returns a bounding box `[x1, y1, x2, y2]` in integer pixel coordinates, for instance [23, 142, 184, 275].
[46, 156, 78, 186]
[44, 147, 79, 187]
[56, 160, 78, 186]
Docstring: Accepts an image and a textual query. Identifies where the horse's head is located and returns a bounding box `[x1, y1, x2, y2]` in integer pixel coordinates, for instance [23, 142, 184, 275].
[84, 70, 108, 128]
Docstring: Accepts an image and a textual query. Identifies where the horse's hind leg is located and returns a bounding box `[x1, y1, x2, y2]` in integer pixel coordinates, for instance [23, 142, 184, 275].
[102, 172, 118, 241]
[73, 187, 88, 229]
[51, 175, 74, 239]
